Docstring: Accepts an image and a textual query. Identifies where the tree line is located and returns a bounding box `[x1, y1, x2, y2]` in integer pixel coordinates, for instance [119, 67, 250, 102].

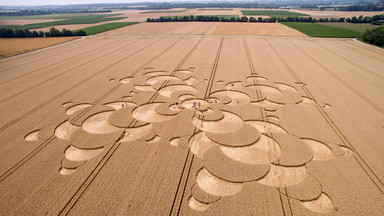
[0, 27, 87, 38]
[0, 9, 112, 16]
[345, 14, 384, 24]
[147, 14, 384, 25]
[361, 27, 384, 47]
[147, 16, 248, 23]
[338, 3, 384, 11]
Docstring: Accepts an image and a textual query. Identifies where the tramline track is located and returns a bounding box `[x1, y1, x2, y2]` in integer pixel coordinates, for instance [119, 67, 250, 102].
[0, 37, 164, 133]
[0, 37, 183, 183]
[59, 37, 204, 216]
[0, 38, 145, 104]
[0, 37, 129, 85]
[243, 38, 293, 216]
[169, 38, 224, 216]
[265, 38, 384, 194]
[0, 37, 110, 72]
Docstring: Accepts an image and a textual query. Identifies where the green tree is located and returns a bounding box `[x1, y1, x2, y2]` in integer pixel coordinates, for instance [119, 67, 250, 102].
[49, 27, 62, 37]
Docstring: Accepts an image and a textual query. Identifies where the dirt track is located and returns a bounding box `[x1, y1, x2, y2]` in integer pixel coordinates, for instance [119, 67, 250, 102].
[0, 22, 383, 215]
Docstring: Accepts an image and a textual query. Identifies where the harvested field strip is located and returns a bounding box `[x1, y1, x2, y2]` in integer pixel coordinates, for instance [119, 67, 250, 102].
[213, 23, 307, 37]
[166, 22, 201, 35]
[265, 38, 384, 193]
[282, 22, 361, 38]
[0, 38, 128, 85]
[79, 22, 139, 35]
[60, 38, 203, 215]
[241, 10, 309, 18]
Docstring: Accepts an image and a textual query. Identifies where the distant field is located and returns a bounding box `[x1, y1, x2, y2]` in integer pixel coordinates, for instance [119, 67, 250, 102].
[0, 37, 76, 58]
[318, 22, 378, 33]
[0, 14, 92, 20]
[241, 10, 309, 18]
[0, 14, 126, 30]
[197, 9, 233, 11]
[163, 15, 239, 19]
[140, 10, 188, 14]
[282, 22, 361, 38]
[195, 15, 238, 19]
[79, 22, 139, 35]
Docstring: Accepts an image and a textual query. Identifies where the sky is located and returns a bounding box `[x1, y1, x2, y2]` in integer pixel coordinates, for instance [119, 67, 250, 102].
[0, 0, 222, 6]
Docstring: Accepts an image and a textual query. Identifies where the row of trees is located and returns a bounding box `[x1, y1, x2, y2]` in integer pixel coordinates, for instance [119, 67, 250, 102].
[339, 3, 384, 11]
[0, 27, 86, 38]
[346, 14, 384, 24]
[361, 27, 384, 47]
[147, 14, 384, 24]
[0, 9, 112, 16]
[147, 16, 249, 23]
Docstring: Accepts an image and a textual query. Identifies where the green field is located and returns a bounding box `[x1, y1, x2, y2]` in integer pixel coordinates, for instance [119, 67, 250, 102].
[241, 10, 309, 18]
[140, 10, 188, 14]
[282, 22, 362, 38]
[197, 9, 234, 11]
[0, 14, 126, 30]
[78, 22, 139, 35]
[318, 22, 378, 33]
[163, 15, 239, 19]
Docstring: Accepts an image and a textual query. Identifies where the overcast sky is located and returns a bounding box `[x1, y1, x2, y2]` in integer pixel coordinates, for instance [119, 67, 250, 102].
[1, 0, 222, 6]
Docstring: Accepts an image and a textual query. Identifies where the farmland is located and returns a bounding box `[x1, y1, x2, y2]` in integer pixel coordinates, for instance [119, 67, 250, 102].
[282, 22, 362, 37]
[0, 10, 384, 216]
[0, 37, 76, 58]
[318, 22, 378, 33]
[241, 10, 309, 18]
[79, 22, 139, 35]
[197, 9, 234, 11]
[0, 14, 127, 30]
[140, 10, 189, 14]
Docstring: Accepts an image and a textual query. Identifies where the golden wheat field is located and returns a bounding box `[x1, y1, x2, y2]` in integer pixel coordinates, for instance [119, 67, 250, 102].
[0, 22, 383, 215]
[0, 37, 77, 58]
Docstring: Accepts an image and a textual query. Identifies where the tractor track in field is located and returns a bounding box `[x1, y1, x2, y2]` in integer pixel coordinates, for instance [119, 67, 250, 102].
[0, 37, 129, 86]
[266, 38, 384, 194]
[0, 37, 185, 183]
[59, 37, 203, 216]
